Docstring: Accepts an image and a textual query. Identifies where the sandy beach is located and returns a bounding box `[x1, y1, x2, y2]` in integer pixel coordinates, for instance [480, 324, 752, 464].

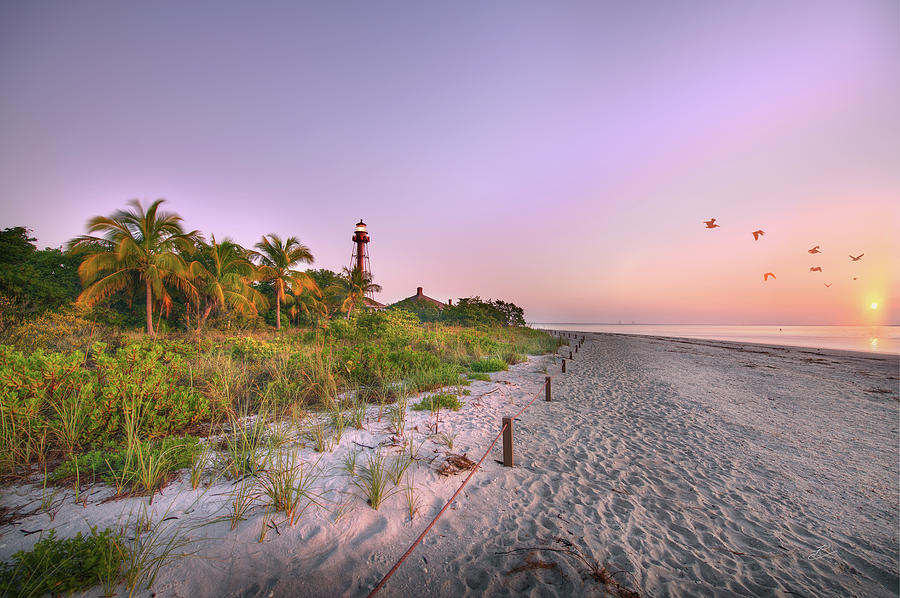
[2, 333, 897, 597]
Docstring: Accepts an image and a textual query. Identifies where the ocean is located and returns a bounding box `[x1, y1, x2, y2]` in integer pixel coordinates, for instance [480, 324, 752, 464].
[529, 324, 900, 355]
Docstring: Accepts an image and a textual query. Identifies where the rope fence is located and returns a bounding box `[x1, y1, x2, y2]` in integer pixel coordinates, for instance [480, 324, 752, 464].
[366, 331, 585, 597]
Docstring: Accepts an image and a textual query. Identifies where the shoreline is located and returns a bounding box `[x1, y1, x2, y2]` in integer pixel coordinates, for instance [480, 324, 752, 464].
[539, 326, 900, 358]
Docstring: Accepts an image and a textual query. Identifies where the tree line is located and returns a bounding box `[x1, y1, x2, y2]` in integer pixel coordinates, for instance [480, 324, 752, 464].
[1, 199, 525, 334]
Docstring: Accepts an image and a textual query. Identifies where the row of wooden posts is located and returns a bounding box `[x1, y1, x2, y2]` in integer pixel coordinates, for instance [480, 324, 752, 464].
[501, 332, 585, 467]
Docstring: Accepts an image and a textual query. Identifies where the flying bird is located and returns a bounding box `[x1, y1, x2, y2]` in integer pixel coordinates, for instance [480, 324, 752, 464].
[751, 230, 765, 240]
[808, 246, 821, 254]
[810, 267, 822, 272]
[824, 283, 832, 288]
[764, 272, 776, 281]
[704, 218, 720, 229]
[849, 253, 864, 261]
[852, 277, 858, 281]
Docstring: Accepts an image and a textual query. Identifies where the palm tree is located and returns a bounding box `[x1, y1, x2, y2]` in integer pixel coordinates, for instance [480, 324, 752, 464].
[252, 234, 317, 330]
[189, 236, 267, 331]
[292, 287, 328, 327]
[69, 199, 198, 335]
[337, 267, 382, 320]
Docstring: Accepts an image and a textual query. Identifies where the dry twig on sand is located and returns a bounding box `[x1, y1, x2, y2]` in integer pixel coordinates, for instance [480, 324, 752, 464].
[497, 536, 641, 598]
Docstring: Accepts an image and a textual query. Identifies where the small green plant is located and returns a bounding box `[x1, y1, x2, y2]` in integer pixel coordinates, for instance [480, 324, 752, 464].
[347, 394, 368, 429]
[353, 451, 396, 510]
[388, 453, 413, 486]
[228, 476, 259, 530]
[341, 449, 360, 476]
[39, 466, 63, 520]
[132, 438, 191, 502]
[0, 527, 123, 598]
[328, 402, 347, 446]
[412, 393, 463, 412]
[406, 436, 423, 462]
[119, 504, 203, 597]
[434, 431, 457, 450]
[267, 419, 292, 451]
[258, 507, 275, 543]
[305, 420, 331, 453]
[388, 397, 408, 436]
[403, 474, 421, 521]
[467, 371, 491, 382]
[258, 452, 321, 526]
[190, 444, 212, 490]
[221, 405, 271, 479]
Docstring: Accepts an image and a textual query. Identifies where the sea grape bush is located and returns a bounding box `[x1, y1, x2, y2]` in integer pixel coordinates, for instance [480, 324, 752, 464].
[0, 527, 123, 597]
[0, 343, 209, 473]
[90, 343, 209, 440]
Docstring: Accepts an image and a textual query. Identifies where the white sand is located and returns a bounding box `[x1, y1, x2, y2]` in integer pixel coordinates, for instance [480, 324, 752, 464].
[2, 334, 897, 597]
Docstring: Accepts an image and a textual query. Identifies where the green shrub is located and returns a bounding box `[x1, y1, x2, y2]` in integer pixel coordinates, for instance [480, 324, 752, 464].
[469, 357, 508, 373]
[412, 393, 463, 412]
[52, 436, 201, 488]
[227, 336, 278, 359]
[91, 343, 210, 440]
[0, 527, 123, 597]
[467, 372, 491, 382]
[406, 362, 465, 392]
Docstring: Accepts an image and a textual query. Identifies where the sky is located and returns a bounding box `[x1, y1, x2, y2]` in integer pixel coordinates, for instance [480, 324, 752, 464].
[1, 1, 897, 325]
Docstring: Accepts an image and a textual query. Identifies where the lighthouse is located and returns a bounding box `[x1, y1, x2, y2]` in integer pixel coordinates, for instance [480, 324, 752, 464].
[350, 219, 382, 305]
[350, 219, 370, 276]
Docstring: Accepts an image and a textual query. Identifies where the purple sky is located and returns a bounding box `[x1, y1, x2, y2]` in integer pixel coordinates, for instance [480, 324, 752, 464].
[1, 1, 897, 324]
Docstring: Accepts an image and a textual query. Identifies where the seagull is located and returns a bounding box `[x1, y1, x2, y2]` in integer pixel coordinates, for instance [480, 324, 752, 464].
[808, 245, 821, 254]
[704, 218, 720, 229]
[764, 272, 776, 281]
[852, 277, 858, 281]
[810, 267, 822, 272]
[752, 230, 765, 240]
[824, 283, 832, 288]
[849, 253, 864, 261]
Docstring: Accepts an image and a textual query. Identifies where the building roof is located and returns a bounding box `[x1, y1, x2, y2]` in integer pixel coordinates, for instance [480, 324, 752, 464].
[397, 287, 447, 309]
[363, 296, 386, 309]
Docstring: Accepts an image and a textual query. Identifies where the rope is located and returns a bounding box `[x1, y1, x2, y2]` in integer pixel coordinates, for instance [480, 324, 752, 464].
[367, 363, 565, 597]
[366, 420, 509, 597]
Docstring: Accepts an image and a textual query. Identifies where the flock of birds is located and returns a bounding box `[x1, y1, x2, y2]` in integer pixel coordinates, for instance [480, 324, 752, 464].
[702, 218, 865, 287]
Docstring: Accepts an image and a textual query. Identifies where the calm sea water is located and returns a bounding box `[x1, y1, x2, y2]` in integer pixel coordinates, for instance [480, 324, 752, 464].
[530, 324, 900, 355]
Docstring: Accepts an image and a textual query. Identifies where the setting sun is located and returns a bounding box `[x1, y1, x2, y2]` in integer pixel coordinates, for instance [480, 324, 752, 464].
[870, 303, 878, 310]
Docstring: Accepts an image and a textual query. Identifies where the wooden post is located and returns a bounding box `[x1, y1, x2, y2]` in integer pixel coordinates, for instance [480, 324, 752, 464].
[575, 345, 579, 353]
[561, 358, 566, 373]
[545, 376, 551, 401]
[569, 350, 573, 360]
[502, 417, 513, 467]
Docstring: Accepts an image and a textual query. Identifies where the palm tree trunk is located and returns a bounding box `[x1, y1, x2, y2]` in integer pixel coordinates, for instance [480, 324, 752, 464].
[197, 304, 213, 332]
[275, 287, 282, 330]
[146, 278, 153, 335]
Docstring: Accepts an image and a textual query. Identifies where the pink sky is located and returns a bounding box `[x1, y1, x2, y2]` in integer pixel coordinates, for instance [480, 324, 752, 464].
[1, 1, 897, 324]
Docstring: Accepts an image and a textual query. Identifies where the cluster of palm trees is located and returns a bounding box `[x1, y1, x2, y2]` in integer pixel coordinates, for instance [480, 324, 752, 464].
[69, 199, 380, 335]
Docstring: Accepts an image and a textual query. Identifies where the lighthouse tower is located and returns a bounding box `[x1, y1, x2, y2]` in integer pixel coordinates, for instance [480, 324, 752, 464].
[349, 219, 375, 300]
